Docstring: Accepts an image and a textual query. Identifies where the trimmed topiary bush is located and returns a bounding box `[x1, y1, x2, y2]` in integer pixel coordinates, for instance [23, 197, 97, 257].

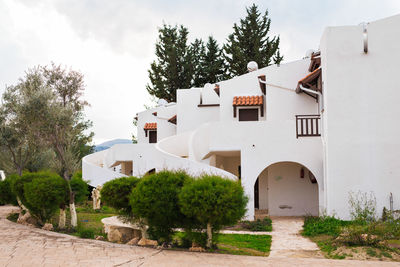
[130, 171, 192, 242]
[101, 176, 140, 215]
[23, 173, 68, 225]
[179, 175, 248, 248]
[0, 176, 18, 205]
[70, 171, 89, 204]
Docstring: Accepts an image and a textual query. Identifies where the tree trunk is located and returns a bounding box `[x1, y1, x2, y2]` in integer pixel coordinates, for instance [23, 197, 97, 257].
[59, 208, 66, 229]
[70, 202, 77, 227]
[16, 197, 28, 212]
[206, 223, 213, 249]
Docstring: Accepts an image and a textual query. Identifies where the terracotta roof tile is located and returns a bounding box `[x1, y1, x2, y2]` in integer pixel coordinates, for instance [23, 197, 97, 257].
[233, 96, 263, 106]
[144, 122, 157, 130]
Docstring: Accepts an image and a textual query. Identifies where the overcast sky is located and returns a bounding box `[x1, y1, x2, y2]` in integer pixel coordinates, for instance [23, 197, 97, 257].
[1, 0, 399, 144]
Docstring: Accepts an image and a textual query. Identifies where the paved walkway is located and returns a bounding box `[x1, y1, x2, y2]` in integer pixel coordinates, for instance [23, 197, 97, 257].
[269, 216, 322, 258]
[0, 206, 397, 267]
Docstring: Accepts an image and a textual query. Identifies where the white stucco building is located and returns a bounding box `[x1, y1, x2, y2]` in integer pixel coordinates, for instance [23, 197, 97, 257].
[83, 15, 400, 220]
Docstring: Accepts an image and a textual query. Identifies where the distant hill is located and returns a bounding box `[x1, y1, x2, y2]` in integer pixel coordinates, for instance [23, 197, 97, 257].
[94, 139, 132, 152]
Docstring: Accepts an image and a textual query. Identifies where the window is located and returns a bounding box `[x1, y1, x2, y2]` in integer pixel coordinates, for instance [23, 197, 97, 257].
[149, 130, 157, 143]
[239, 108, 259, 121]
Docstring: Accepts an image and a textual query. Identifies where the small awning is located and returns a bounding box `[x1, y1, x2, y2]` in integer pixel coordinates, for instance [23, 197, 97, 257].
[308, 51, 321, 72]
[296, 68, 322, 94]
[232, 96, 264, 117]
[144, 123, 157, 130]
[168, 115, 177, 125]
[233, 96, 263, 106]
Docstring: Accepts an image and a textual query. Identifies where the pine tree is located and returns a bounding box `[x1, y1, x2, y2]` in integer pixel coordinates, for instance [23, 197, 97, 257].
[192, 36, 226, 87]
[191, 38, 206, 87]
[146, 24, 193, 102]
[202, 36, 226, 84]
[223, 4, 283, 77]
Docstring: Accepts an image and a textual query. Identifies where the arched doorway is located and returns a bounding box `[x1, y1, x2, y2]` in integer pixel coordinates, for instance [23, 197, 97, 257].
[255, 161, 319, 217]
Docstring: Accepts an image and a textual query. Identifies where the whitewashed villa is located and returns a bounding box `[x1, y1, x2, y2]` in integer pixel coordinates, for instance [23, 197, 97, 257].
[83, 14, 400, 220]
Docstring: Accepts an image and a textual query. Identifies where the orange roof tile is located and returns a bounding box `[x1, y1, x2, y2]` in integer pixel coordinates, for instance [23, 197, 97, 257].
[144, 122, 157, 130]
[233, 96, 263, 106]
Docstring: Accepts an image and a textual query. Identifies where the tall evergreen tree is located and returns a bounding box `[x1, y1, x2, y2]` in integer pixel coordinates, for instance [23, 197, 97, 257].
[146, 24, 193, 102]
[223, 4, 283, 77]
[191, 38, 206, 87]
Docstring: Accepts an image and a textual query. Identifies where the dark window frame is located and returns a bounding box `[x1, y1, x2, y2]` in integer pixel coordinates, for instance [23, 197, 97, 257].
[149, 130, 157, 143]
[238, 108, 259, 121]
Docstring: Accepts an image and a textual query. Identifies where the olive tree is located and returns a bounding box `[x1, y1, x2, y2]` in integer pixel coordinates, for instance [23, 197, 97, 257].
[179, 175, 248, 248]
[6, 64, 93, 228]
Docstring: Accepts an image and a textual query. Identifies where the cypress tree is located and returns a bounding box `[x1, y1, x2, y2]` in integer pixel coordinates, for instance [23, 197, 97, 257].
[223, 4, 283, 77]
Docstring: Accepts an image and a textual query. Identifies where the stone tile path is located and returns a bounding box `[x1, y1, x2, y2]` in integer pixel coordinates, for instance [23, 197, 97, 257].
[0, 206, 397, 266]
[269, 216, 323, 258]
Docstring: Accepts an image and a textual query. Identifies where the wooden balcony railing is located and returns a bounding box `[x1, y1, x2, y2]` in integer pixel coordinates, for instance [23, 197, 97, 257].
[296, 115, 321, 138]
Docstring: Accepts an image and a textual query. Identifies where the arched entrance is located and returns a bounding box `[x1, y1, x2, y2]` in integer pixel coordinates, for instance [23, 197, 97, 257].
[255, 161, 319, 217]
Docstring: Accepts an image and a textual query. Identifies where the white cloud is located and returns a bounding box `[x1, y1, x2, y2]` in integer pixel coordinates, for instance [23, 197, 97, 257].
[1, 0, 399, 144]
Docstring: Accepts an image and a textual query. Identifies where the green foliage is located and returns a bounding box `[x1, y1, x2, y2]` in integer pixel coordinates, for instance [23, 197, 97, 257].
[241, 217, 272, 232]
[192, 36, 226, 87]
[179, 175, 248, 231]
[70, 171, 89, 204]
[101, 176, 140, 215]
[348, 191, 377, 223]
[130, 171, 191, 242]
[78, 228, 95, 239]
[146, 24, 194, 102]
[23, 173, 68, 224]
[7, 212, 19, 222]
[223, 4, 283, 77]
[303, 216, 352, 237]
[216, 233, 272, 254]
[0, 176, 17, 205]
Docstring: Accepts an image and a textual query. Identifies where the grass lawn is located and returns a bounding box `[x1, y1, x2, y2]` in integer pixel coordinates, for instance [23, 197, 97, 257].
[215, 233, 271, 256]
[51, 202, 118, 239]
[303, 216, 400, 261]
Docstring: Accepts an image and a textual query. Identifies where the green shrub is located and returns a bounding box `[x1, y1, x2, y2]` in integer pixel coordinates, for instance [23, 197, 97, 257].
[0, 176, 17, 205]
[101, 176, 140, 215]
[23, 173, 68, 225]
[7, 212, 19, 222]
[179, 175, 248, 248]
[130, 171, 191, 242]
[242, 217, 272, 232]
[348, 191, 377, 223]
[303, 216, 351, 237]
[70, 171, 89, 204]
[78, 228, 95, 239]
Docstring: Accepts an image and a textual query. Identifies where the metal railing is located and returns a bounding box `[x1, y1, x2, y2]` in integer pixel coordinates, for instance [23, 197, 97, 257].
[296, 115, 321, 138]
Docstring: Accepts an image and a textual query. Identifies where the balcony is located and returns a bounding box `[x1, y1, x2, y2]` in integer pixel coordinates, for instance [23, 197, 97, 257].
[296, 115, 321, 138]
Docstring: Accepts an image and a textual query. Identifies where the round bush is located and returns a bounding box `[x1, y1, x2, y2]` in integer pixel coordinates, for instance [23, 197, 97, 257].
[130, 171, 192, 242]
[0, 176, 17, 205]
[101, 176, 140, 215]
[12, 171, 63, 209]
[23, 174, 68, 225]
[179, 175, 248, 247]
[70, 171, 89, 204]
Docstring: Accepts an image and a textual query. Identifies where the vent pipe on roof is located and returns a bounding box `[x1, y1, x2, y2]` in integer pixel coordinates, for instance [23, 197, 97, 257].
[361, 22, 368, 54]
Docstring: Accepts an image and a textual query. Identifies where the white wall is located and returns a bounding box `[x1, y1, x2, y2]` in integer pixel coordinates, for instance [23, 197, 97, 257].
[176, 89, 220, 134]
[137, 104, 176, 144]
[265, 162, 319, 216]
[321, 14, 400, 219]
[218, 60, 318, 123]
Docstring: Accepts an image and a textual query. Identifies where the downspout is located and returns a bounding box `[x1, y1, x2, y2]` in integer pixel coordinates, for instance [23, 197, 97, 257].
[299, 85, 322, 98]
[258, 79, 294, 91]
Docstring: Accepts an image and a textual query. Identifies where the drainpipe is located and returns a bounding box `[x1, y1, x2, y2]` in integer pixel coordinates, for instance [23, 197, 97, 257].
[299, 84, 322, 98]
[257, 79, 294, 91]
